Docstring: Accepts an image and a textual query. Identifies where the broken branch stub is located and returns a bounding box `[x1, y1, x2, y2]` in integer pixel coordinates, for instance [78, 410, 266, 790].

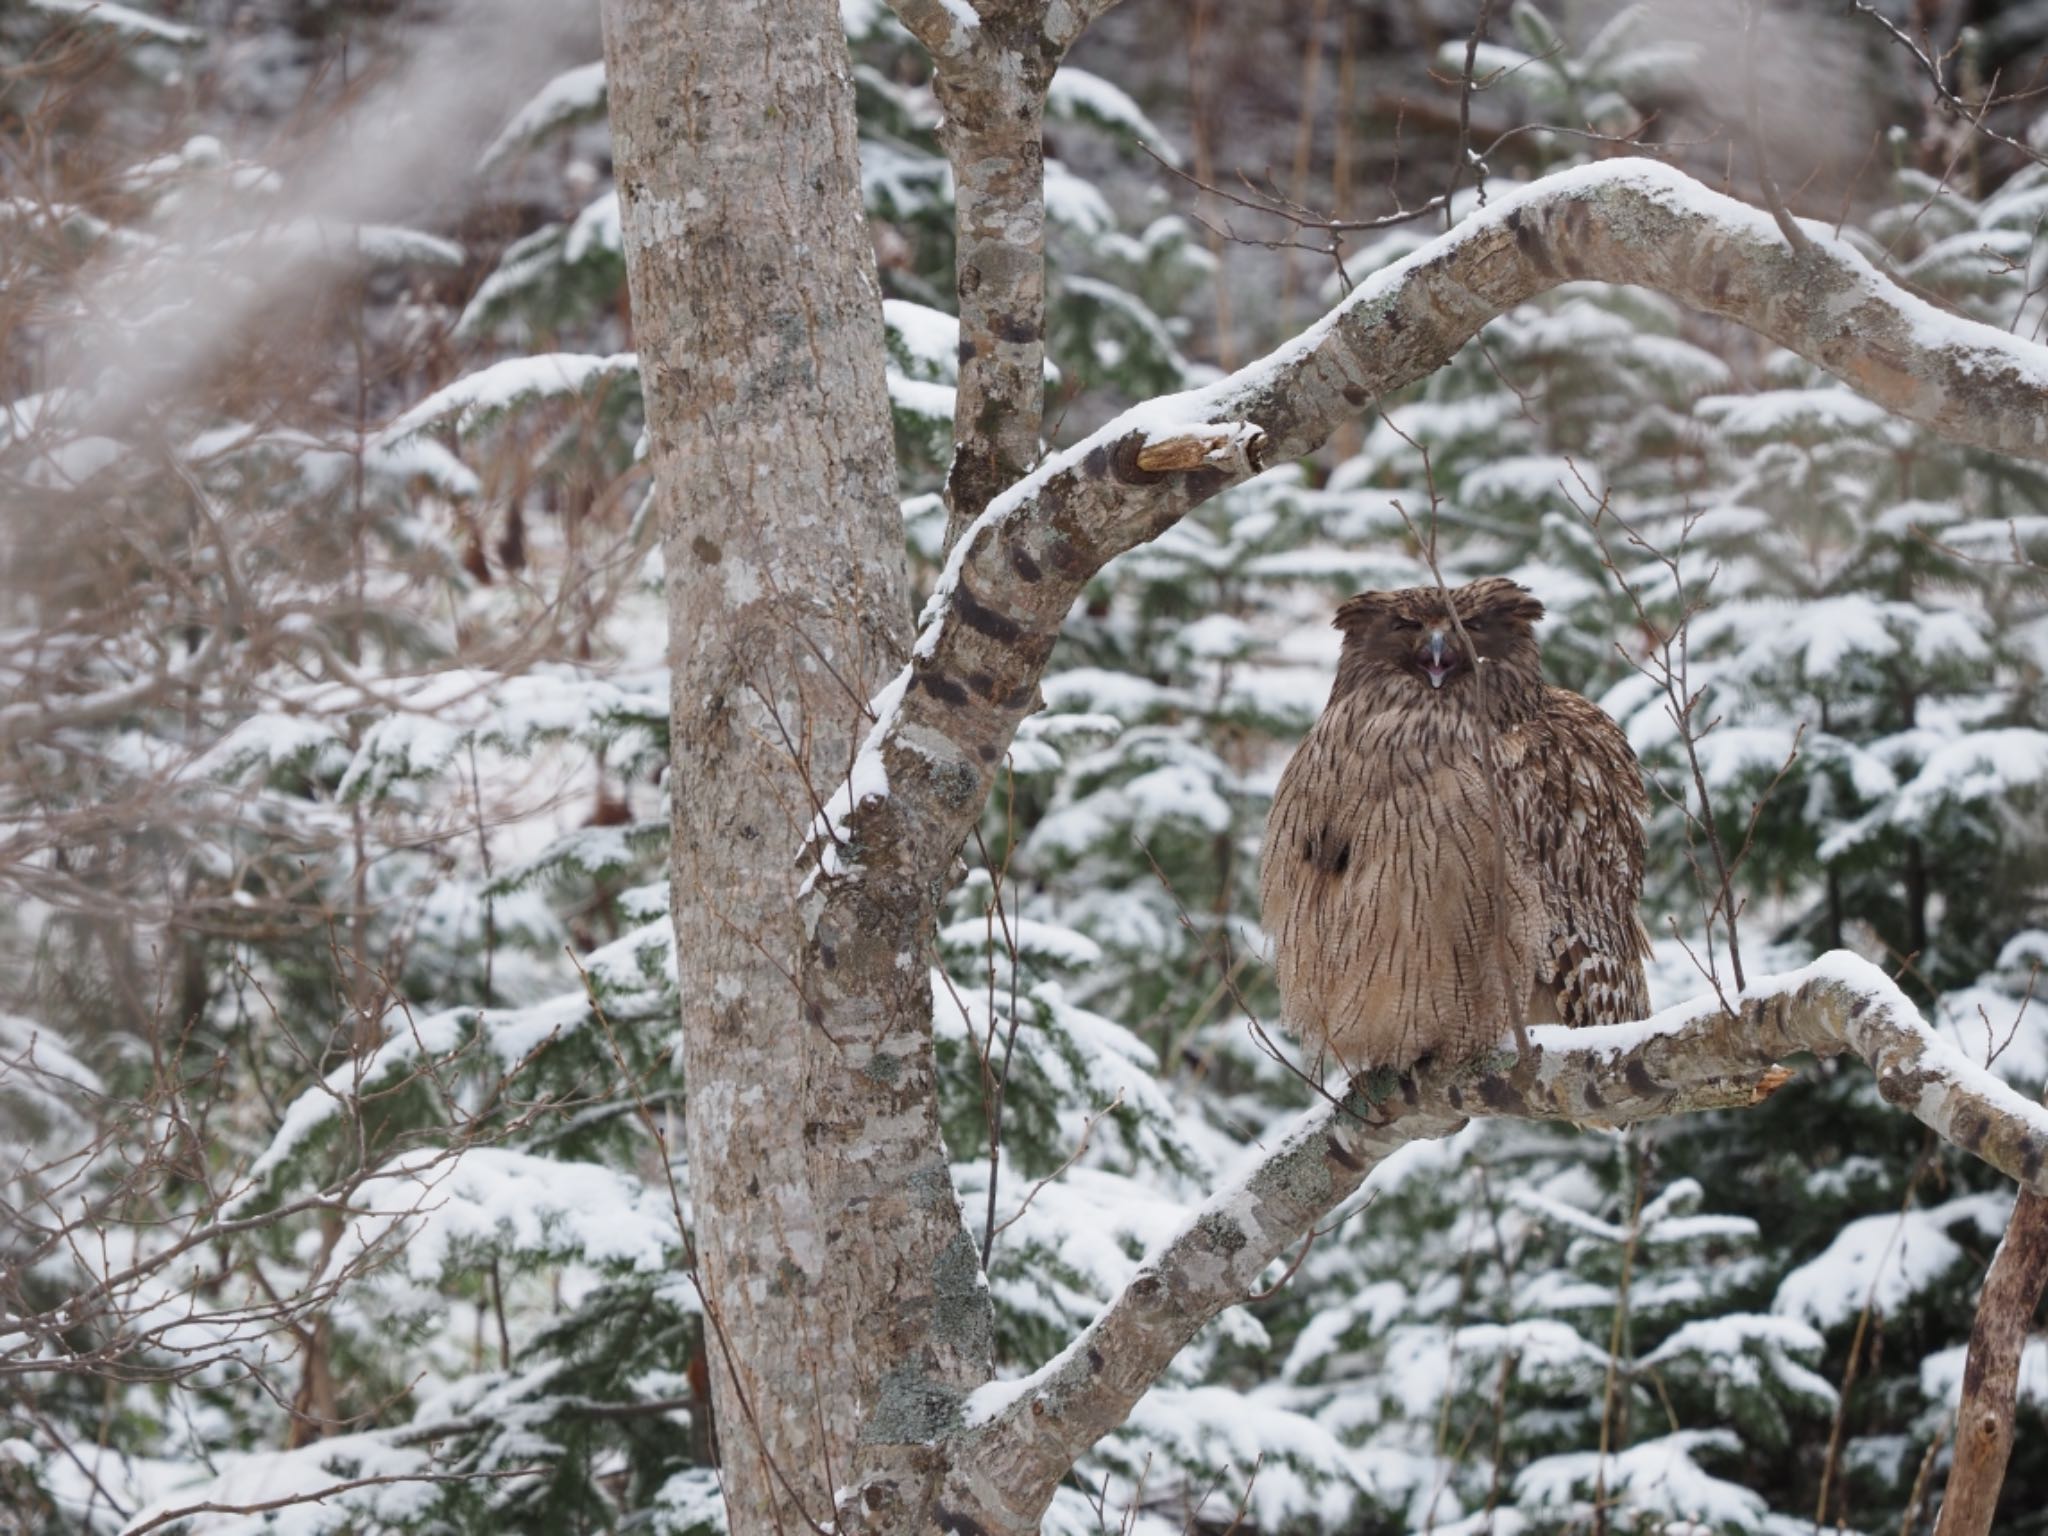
[1131, 425, 1270, 476]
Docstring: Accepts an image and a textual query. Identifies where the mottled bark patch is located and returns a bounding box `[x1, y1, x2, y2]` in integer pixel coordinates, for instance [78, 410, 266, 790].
[1194, 1210, 1250, 1255]
[865, 1364, 965, 1444]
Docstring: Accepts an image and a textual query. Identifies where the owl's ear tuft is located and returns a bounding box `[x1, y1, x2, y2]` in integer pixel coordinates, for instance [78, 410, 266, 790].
[1333, 592, 1395, 632]
[1463, 578, 1545, 627]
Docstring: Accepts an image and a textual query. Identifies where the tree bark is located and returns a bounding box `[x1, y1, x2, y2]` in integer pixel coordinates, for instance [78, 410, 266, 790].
[1934, 1187, 2048, 1536]
[887, 0, 1130, 547]
[597, 3, 925, 1531]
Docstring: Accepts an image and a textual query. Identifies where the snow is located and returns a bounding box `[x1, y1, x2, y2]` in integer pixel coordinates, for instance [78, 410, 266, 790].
[1640, 1314, 1831, 1385]
[1518, 958, 1824, 1062]
[328, 1146, 680, 1284]
[194, 711, 343, 780]
[27, 0, 199, 44]
[1744, 594, 1901, 675]
[477, 60, 608, 171]
[653, 1467, 729, 1534]
[1890, 728, 2048, 824]
[379, 352, 639, 442]
[1177, 613, 1254, 658]
[236, 1008, 471, 1197]
[1115, 1384, 1374, 1529]
[1457, 454, 1596, 511]
[1696, 388, 1892, 440]
[1045, 161, 1115, 236]
[805, 668, 909, 883]
[883, 297, 964, 381]
[0, 1011, 102, 1098]
[964, 1330, 1093, 1427]
[1516, 1430, 1765, 1531]
[564, 188, 621, 263]
[938, 915, 1103, 967]
[1773, 1193, 2012, 1329]
[121, 1433, 438, 1536]
[860, 138, 950, 216]
[1048, 67, 1176, 164]
[1920, 1335, 2048, 1409]
[1040, 668, 1182, 717]
[887, 370, 956, 423]
[1997, 930, 2048, 971]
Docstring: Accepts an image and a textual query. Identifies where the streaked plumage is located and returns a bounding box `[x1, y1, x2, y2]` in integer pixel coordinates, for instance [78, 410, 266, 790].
[1258, 577, 1650, 1075]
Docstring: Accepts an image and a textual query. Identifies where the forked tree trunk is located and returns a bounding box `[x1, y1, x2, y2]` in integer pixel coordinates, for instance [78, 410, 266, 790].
[598, 1, 2048, 1523]
[597, 3, 916, 1530]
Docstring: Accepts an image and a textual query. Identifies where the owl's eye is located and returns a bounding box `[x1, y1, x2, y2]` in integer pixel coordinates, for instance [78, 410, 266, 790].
[1391, 617, 1422, 632]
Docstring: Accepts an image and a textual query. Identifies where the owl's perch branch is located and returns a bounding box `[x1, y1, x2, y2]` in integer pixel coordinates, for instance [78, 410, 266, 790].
[926, 955, 2048, 1535]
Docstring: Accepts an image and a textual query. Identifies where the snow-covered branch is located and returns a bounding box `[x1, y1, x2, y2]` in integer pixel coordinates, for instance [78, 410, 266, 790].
[820, 159, 2048, 1532]
[911, 954, 2048, 1535]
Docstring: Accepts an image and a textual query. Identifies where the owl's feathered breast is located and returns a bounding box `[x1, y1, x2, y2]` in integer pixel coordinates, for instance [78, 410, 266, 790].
[1259, 689, 1544, 1073]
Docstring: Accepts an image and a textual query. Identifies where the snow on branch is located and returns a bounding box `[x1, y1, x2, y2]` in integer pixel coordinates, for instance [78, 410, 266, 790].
[938, 954, 2048, 1532]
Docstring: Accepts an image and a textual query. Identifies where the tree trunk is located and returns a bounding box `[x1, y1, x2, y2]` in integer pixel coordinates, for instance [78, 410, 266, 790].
[597, 3, 913, 1531]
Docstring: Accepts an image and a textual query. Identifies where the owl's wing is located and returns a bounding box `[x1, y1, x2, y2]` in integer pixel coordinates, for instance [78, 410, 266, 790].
[1499, 686, 1652, 1026]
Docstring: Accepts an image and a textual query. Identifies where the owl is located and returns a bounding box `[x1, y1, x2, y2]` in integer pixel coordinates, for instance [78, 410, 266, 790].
[1258, 577, 1650, 1076]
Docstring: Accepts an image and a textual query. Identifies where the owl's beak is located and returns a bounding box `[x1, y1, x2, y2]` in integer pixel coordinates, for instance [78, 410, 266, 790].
[1424, 629, 1453, 689]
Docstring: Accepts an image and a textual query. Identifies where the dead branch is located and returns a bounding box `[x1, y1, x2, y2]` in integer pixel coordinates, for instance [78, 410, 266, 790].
[1933, 1187, 2048, 1535]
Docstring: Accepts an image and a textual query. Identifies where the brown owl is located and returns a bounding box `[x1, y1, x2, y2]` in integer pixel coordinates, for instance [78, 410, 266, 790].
[1258, 577, 1650, 1076]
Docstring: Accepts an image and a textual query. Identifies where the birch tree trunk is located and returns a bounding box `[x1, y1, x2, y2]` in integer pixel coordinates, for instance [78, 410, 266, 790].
[597, 3, 918, 1530]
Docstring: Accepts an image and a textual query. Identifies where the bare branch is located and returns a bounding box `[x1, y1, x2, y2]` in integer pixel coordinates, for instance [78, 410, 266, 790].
[123, 1466, 548, 1536]
[1849, 0, 2048, 169]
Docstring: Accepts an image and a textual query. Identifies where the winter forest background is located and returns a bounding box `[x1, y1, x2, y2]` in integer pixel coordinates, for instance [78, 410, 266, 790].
[5, 0, 2048, 1532]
